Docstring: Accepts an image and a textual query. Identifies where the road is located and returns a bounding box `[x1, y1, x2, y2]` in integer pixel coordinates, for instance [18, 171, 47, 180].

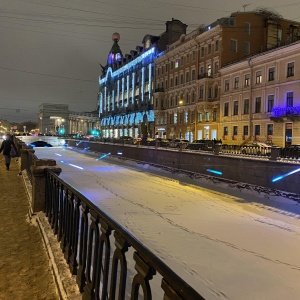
[34, 147, 300, 300]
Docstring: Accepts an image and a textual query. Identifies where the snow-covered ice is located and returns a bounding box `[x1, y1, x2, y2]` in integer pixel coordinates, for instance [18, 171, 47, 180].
[34, 147, 300, 300]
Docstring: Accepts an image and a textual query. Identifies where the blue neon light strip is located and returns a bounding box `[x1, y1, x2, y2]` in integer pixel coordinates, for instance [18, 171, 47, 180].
[272, 167, 300, 182]
[207, 169, 223, 175]
[99, 47, 155, 85]
[68, 163, 84, 170]
[96, 153, 111, 160]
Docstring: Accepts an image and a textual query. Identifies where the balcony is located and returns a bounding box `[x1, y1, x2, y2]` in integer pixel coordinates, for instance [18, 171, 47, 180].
[270, 106, 300, 121]
[198, 73, 213, 79]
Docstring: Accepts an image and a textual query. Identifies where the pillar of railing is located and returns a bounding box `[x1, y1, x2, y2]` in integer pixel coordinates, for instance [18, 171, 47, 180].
[20, 147, 34, 172]
[269, 146, 280, 161]
[31, 159, 61, 213]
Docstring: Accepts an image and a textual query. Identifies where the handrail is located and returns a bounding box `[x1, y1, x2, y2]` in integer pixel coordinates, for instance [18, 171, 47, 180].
[45, 170, 205, 299]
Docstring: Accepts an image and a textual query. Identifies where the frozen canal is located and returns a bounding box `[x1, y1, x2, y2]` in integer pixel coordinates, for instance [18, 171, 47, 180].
[34, 147, 300, 300]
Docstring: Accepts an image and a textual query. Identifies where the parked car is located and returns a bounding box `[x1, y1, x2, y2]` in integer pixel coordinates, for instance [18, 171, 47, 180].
[240, 142, 271, 156]
[117, 136, 134, 144]
[186, 139, 215, 151]
[280, 144, 300, 158]
[156, 138, 171, 147]
[140, 137, 156, 146]
[28, 141, 53, 147]
[168, 139, 189, 149]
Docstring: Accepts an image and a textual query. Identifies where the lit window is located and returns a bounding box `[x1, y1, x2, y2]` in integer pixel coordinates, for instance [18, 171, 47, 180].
[245, 74, 250, 86]
[256, 71, 262, 84]
[175, 59, 179, 68]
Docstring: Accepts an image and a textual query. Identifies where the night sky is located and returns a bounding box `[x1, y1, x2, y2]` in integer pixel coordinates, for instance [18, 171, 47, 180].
[0, 0, 299, 123]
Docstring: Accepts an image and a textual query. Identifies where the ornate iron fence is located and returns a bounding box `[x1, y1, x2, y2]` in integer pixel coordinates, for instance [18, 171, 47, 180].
[45, 170, 205, 300]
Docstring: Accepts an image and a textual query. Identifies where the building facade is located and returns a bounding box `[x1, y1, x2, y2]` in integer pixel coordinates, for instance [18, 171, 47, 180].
[220, 41, 300, 148]
[38, 103, 99, 135]
[98, 20, 187, 139]
[154, 10, 300, 141]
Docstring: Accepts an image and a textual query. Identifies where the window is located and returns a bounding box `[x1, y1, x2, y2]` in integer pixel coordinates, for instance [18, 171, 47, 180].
[233, 126, 238, 136]
[192, 51, 196, 60]
[255, 97, 261, 113]
[213, 109, 217, 121]
[155, 98, 158, 108]
[234, 77, 239, 89]
[186, 72, 190, 83]
[243, 125, 248, 136]
[244, 22, 250, 34]
[181, 56, 184, 66]
[223, 126, 228, 136]
[233, 101, 239, 115]
[255, 125, 260, 136]
[267, 95, 274, 112]
[165, 80, 168, 89]
[185, 111, 188, 123]
[286, 91, 293, 107]
[214, 85, 218, 98]
[205, 112, 210, 122]
[287, 62, 294, 77]
[207, 44, 212, 54]
[161, 99, 164, 108]
[175, 76, 178, 86]
[230, 39, 237, 52]
[175, 59, 179, 68]
[199, 112, 203, 122]
[191, 91, 195, 103]
[225, 80, 230, 91]
[224, 102, 229, 116]
[180, 74, 184, 84]
[215, 40, 219, 52]
[244, 99, 249, 115]
[267, 124, 273, 136]
[170, 78, 173, 87]
[207, 64, 212, 76]
[201, 47, 204, 57]
[208, 88, 212, 99]
[243, 42, 250, 55]
[229, 17, 235, 26]
[174, 112, 177, 124]
[244, 74, 250, 86]
[186, 54, 190, 63]
[268, 67, 275, 81]
[199, 85, 204, 99]
[256, 71, 262, 84]
[214, 61, 219, 74]
[192, 69, 196, 80]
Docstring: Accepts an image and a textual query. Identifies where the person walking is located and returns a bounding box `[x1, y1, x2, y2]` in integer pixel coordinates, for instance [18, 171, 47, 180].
[0, 133, 18, 170]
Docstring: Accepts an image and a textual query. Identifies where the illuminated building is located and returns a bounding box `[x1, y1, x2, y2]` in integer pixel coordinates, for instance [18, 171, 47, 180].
[154, 10, 300, 141]
[98, 20, 187, 139]
[220, 41, 300, 147]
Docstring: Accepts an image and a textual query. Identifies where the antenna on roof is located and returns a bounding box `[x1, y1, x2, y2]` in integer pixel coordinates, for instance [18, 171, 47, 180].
[243, 4, 250, 12]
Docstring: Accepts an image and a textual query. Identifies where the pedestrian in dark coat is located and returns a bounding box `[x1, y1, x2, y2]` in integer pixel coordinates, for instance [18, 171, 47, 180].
[0, 133, 18, 170]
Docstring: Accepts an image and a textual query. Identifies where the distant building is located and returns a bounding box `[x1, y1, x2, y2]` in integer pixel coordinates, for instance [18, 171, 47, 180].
[98, 19, 187, 139]
[154, 10, 300, 141]
[38, 103, 99, 135]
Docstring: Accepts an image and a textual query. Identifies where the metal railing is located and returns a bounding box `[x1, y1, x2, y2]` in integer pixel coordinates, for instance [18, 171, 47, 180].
[45, 170, 204, 299]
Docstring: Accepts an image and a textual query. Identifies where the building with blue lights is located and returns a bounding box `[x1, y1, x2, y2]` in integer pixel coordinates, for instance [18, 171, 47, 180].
[220, 40, 300, 147]
[154, 10, 300, 142]
[98, 20, 187, 139]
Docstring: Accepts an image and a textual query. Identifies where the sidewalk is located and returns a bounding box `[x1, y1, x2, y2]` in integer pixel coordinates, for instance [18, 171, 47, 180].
[0, 156, 59, 299]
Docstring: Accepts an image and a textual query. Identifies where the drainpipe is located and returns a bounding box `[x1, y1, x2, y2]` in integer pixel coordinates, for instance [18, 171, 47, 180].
[248, 57, 253, 140]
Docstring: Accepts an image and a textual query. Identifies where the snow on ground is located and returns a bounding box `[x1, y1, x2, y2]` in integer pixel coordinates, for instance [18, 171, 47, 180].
[34, 147, 300, 300]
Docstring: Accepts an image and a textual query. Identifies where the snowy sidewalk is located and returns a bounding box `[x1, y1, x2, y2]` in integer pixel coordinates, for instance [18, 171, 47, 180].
[0, 156, 58, 299]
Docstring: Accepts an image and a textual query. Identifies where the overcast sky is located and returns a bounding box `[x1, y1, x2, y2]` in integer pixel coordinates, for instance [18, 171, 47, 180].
[0, 0, 299, 123]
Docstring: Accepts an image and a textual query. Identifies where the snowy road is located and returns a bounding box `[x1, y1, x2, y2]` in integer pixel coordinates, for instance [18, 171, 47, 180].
[34, 147, 300, 300]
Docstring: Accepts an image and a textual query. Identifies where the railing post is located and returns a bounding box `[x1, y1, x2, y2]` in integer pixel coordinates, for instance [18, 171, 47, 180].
[20, 147, 34, 172]
[31, 159, 61, 213]
[214, 143, 221, 155]
[269, 146, 280, 161]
